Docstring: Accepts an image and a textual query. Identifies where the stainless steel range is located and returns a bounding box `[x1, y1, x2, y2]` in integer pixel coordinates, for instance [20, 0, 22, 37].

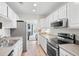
[47, 33, 76, 56]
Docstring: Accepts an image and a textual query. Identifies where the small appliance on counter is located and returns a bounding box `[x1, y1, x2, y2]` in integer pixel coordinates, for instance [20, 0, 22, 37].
[47, 33, 76, 56]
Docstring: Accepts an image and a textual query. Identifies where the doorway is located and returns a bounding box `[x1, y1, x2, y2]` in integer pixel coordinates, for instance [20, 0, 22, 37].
[27, 24, 37, 41]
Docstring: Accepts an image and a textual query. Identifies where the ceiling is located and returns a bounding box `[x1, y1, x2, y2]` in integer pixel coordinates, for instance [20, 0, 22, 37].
[7, 2, 67, 19]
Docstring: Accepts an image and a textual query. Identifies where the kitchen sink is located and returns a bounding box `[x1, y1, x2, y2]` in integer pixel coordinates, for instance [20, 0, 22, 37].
[0, 40, 18, 47]
[7, 40, 18, 47]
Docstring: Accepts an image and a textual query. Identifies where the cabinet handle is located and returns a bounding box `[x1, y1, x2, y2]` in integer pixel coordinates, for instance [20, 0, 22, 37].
[7, 6, 8, 17]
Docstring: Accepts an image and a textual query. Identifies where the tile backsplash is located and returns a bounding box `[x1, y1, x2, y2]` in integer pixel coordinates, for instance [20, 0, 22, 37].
[51, 28, 79, 40]
[0, 28, 10, 37]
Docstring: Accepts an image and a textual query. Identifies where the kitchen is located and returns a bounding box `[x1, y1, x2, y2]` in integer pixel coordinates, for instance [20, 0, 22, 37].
[0, 2, 79, 56]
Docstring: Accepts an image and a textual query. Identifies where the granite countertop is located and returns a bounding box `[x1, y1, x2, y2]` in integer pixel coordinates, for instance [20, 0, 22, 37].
[59, 44, 79, 56]
[7, 37, 22, 40]
[0, 37, 22, 56]
[39, 32, 57, 40]
[0, 47, 14, 56]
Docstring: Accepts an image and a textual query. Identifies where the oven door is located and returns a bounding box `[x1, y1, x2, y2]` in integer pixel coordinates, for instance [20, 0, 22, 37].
[47, 42, 59, 56]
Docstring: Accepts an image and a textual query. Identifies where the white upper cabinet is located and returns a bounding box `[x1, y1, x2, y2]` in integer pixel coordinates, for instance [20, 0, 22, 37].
[8, 6, 16, 21]
[53, 10, 59, 21]
[0, 2, 19, 28]
[58, 4, 67, 19]
[41, 4, 67, 28]
[3, 6, 17, 28]
[45, 16, 50, 28]
[39, 17, 49, 29]
[16, 14, 19, 20]
[49, 13, 54, 23]
[0, 3, 7, 17]
[7, 6, 17, 28]
[67, 3, 79, 28]
[8, 6, 19, 21]
[39, 19, 44, 28]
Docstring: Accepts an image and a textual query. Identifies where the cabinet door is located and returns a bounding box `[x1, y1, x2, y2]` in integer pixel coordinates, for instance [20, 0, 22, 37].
[0, 3, 17, 28]
[13, 45, 19, 56]
[50, 13, 54, 23]
[38, 34, 41, 44]
[7, 6, 17, 28]
[39, 35, 47, 53]
[18, 39, 23, 56]
[42, 38, 47, 53]
[16, 14, 19, 20]
[59, 4, 67, 19]
[67, 3, 79, 28]
[45, 16, 50, 28]
[8, 6, 16, 21]
[53, 10, 59, 21]
[49, 13, 55, 28]
[40, 18, 46, 28]
[13, 39, 23, 56]
[39, 35, 43, 46]
[0, 2, 7, 17]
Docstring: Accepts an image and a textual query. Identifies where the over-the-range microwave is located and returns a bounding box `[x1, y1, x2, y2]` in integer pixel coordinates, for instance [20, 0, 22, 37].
[51, 18, 68, 28]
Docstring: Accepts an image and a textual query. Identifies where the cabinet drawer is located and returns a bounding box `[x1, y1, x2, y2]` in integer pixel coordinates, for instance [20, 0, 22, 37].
[60, 48, 73, 56]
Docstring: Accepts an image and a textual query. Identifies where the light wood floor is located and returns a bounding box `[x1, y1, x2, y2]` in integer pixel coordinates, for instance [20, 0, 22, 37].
[22, 40, 46, 56]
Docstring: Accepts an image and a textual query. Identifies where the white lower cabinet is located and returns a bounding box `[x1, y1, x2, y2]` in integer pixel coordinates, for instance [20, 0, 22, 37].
[13, 39, 23, 56]
[42, 38, 47, 53]
[18, 39, 23, 56]
[13, 44, 18, 56]
[38, 34, 47, 53]
[60, 48, 73, 56]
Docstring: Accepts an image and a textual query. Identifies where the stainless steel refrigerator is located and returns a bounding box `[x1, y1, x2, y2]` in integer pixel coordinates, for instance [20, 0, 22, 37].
[10, 21, 27, 52]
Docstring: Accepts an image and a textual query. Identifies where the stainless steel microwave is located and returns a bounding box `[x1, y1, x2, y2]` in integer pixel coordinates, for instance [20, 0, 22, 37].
[51, 18, 68, 28]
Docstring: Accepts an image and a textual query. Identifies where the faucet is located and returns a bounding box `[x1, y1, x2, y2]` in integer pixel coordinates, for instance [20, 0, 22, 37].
[0, 35, 9, 47]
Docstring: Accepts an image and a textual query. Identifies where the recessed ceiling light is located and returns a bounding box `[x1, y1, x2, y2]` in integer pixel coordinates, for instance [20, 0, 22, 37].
[32, 9, 36, 12]
[33, 3, 37, 7]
